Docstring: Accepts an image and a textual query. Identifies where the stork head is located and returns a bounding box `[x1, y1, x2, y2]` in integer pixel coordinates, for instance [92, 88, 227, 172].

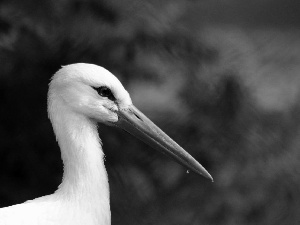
[49, 63, 212, 181]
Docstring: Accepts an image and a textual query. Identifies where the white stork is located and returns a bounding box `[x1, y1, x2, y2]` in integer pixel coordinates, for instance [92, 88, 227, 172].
[0, 63, 212, 225]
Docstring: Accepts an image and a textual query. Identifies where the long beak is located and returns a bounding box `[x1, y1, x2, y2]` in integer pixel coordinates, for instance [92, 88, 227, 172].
[114, 105, 213, 181]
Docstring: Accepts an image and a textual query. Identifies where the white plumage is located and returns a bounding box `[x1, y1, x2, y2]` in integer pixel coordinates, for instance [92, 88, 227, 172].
[0, 63, 212, 225]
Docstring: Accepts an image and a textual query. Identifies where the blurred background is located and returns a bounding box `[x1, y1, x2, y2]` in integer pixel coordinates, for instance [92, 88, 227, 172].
[1, 0, 300, 224]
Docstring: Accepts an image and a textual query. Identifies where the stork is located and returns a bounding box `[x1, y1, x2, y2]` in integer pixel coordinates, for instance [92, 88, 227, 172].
[0, 63, 212, 225]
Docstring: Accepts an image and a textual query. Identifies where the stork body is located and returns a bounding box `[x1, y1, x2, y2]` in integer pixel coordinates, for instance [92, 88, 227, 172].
[0, 64, 212, 225]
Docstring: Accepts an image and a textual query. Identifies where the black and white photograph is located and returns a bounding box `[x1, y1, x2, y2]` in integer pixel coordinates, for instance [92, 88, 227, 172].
[0, 0, 300, 224]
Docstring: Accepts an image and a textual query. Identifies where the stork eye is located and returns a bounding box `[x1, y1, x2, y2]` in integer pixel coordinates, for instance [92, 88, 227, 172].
[95, 86, 116, 101]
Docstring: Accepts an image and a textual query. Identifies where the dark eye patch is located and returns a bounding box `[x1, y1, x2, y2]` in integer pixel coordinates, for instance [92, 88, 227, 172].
[94, 86, 116, 101]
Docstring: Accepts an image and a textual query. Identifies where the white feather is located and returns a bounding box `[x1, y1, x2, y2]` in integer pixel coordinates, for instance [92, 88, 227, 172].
[0, 63, 132, 225]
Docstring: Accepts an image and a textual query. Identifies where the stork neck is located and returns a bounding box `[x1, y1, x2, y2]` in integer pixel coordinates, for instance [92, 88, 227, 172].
[50, 105, 110, 211]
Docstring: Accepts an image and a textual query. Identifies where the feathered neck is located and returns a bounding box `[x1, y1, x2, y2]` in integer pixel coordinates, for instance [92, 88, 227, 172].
[48, 97, 111, 224]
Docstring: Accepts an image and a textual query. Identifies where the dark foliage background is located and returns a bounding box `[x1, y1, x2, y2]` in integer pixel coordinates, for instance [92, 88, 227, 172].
[1, 0, 300, 224]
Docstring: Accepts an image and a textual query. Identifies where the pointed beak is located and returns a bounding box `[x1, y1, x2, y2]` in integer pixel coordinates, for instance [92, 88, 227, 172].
[114, 105, 213, 181]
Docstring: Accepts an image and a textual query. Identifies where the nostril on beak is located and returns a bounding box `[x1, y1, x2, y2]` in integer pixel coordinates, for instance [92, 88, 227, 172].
[133, 111, 142, 121]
